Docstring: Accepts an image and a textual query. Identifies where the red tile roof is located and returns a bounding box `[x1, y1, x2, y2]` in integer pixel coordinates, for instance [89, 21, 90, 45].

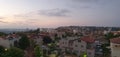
[110, 38, 120, 44]
[81, 36, 95, 43]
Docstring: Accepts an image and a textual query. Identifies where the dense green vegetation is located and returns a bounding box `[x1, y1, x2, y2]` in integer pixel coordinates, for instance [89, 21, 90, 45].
[4, 47, 24, 57]
[0, 46, 24, 57]
[43, 36, 52, 44]
[18, 34, 30, 50]
[0, 46, 5, 57]
[0, 32, 7, 36]
[34, 46, 43, 57]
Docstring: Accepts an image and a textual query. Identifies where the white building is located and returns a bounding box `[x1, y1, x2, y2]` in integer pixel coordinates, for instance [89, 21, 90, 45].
[110, 38, 120, 57]
[59, 37, 79, 51]
[59, 36, 95, 57]
[73, 37, 95, 57]
[0, 38, 10, 48]
[0, 35, 21, 48]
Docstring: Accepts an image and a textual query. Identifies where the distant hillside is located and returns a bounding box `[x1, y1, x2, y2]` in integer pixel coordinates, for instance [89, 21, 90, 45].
[0, 29, 30, 34]
[56, 26, 120, 31]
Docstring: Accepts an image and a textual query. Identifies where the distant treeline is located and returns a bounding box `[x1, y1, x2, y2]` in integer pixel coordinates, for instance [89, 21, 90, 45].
[0, 32, 7, 36]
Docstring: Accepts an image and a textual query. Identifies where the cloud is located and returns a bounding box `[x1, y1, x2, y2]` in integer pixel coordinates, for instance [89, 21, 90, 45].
[14, 14, 29, 18]
[0, 20, 8, 23]
[14, 12, 33, 18]
[66, 0, 99, 10]
[69, 5, 93, 9]
[67, 0, 113, 10]
[70, 0, 113, 5]
[71, 0, 100, 3]
[38, 8, 71, 17]
[0, 17, 4, 19]
[14, 8, 71, 18]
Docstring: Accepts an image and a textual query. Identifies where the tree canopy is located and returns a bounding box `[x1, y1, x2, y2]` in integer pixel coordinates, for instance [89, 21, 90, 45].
[4, 47, 25, 57]
[34, 46, 43, 57]
[0, 46, 5, 57]
[19, 34, 30, 50]
[0, 32, 7, 36]
[43, 36, 52, 44]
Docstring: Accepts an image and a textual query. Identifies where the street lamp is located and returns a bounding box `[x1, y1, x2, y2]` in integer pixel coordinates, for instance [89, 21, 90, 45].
[5, 48, 8, 51]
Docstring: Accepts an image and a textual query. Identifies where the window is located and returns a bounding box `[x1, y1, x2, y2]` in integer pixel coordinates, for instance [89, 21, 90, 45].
[70, 43, 73, 46]
[114, 45, 120, 47]
[81, 45, 84, 48]
[88, 52, 91, 55]
[65, 42, 67, 44]
[75, 45, 78, 47]
[63, 42, 64, 44]
[78, 40, 81, 42]
[115, 45, 118, 47]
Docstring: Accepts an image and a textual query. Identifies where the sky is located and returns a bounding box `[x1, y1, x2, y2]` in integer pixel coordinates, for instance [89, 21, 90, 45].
[0, 0, 120, 29]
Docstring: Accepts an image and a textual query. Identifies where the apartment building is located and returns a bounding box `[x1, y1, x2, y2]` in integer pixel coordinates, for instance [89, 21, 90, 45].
[110, 38, 120, 57]
[59, 36, 95, 57]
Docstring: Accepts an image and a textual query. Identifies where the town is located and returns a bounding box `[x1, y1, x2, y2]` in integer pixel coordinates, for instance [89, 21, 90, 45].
[0, 26, 120, 57]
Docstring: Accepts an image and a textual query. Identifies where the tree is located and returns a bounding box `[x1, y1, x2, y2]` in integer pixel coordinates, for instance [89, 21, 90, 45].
[101, 44, 110, 57]
[105, 32, 114, 40]
[0, 46, 5, 53]
[54, 34, 58, 38]
[105, 32, 120, 46]
[62, 34, 67, 38]
[54, 37, 60, 42]
[4, 47, 24, 57]
[19, 34, 30, 50]
[30, 39, 37, 48]
[0, 46, 5, 57]
[34, 28, 40, 34]
[105, 32, 115, 46]
[14, 40, 19, 48]
[43, 36, 52, 44]
[34, 46, 43, 57]
[0, 32, 7, 36]
[79, 52, 87, 57]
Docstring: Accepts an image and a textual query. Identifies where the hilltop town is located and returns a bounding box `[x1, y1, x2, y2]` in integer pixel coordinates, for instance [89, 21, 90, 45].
[0, 26, 120, 57]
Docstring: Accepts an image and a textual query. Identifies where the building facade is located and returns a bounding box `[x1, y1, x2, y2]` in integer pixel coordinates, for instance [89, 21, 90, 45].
[110, 38, 120, 57]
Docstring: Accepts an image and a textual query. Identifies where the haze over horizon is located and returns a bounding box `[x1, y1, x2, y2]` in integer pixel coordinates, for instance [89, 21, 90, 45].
[0, 0, 120, 29]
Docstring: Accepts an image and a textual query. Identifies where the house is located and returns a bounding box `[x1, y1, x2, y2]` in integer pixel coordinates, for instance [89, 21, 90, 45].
[73, 36, 95, 57]
[110, 38, 120, 57]
[94, 40, 103, 55]
[0, 37, 10, 48]
[0, 34, 21, 48]
[59, 37, 79, 51]
[7, 34, 21, 47]
[59, 36, 95, 57]
[27, 33, 43, 46]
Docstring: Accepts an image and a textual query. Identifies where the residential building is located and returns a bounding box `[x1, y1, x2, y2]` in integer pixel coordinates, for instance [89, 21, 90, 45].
[0, 37, 10, 48]
[110, 38, 120, 57]
[59, 36, 95, 57]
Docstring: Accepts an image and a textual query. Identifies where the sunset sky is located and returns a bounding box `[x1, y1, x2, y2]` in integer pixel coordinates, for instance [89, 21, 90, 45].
[0, 0, 120, 28]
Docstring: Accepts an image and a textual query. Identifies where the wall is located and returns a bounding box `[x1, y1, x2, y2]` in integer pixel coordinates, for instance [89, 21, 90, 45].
[111, 43, 120, 57]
